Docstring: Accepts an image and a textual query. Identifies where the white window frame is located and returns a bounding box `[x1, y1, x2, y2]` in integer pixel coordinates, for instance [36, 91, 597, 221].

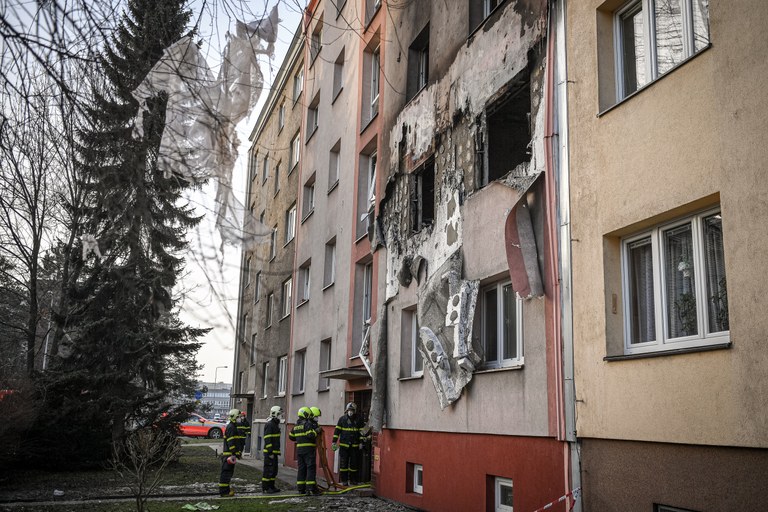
[269, 227, 277, 260]
[480, 280, 524, 369]
[277, 355, 287, 396]
[266, 293, 274, 327]
[290, 132, 301, 170]
[285, 204, 296, 244]
[614, 0, 710, 100]
[495, 477, 513, 512]
[261, 361, 270, 398]
[294, 349, 306, 394]
[281, 278, 292, 319]
[363, 262, 373, 326]
[293, 68, 303, 103]
[410, 312, 423, 377]
[303, 176, 316, 220]
[323, 239, 336, 288]
[319, 339, 331, 391]
[299, 265, 311, 303]
[621, 208, 728, 355]
[413, 464, 423, 494]
[370, 47, 380, 118]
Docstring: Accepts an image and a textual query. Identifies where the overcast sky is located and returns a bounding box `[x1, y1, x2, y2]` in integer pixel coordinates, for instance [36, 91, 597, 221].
[182, 0, 304, 384]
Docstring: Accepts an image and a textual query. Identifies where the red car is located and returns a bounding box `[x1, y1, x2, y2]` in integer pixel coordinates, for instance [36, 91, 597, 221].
[178, 413, 227, 439]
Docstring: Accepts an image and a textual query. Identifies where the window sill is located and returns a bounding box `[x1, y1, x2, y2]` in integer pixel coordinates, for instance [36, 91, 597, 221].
[301, 209, 314, 224]
[332, 87, 344, 105]
[305, 127, 317, 144]
[354, 232, 368, 244]
[265, 323, 272, 330]
[397, 374, 423, 382]
[296, 299, 309, 309]
[360, 111, 378, 134]
[292, 391, 305, 397]
[327, 179, 339, 194]
[283, 238, 294, 248]
[293, 94, 302, 108]
[269, 256, 276, 263]
[474, 363, 524, 374]
[364, 5, 381, 30]
[260, 396, 268, 400]
[273, 188, 280, 198]
[467, 0, 509, 40]
[274, 394, 285, 399]
[598, 44, 712, 118]
[288, 163, 298, 176]
[317, 387, 330, 393]
[604, 341, 731, 362]
[322, 281, 334, 291]
[279, 314, 290, 322]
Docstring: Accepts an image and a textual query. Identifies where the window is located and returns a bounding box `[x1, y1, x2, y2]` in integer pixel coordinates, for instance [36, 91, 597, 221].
[365, 0, 381, 25]
[614, 0, 710, 100]
[655, 505, 699, 512]
[334, 0, 347, 17]
[362, 39, 381, 126]
[411, 158, 435, 233]
[250, 333, 257, 365]
[477, 280, 523, 368]
[293, 349, 306, 394]
[293, 68, 303, 103]
[266, 293, 274, 327]
[333, 48, 345, 99]
[328, 140, 341, 191]
[478, 72, 531, 187]
[281, 278, 292, 318]
[323, 238, 336, 288]
[285, 204, 296, 244]
[407, 24, 429, 101]
[277, 355, 287, 396]
[273, 161, 280, 195]
[319, 339, 331, 391]
[401, 308, 423, 377]
[356, 151, 377, 239]
[363, 262, 373, 328]
[261, 361, 269, 398]
[307, 92, 320, 140]
[469, 0, 506, 33]
[254, 271, 261, 303]
[622, 209, 728, 355]
[298, 262, 311, 304]
[278, 102, 285, 130]
[242, 312, 248, 333]
[290, 132, 301, 170]
[494, 477, 513, 512]
[245, 256, 251, 285]
[311, 16, 323, 62]
[302, 173, 316, 220]
[352, 260, 374, 355]
[262, 155, 269, 184]
[413, 464, 423, 494]
[249, 152, 258, 182]
[269, 226, 277, 259]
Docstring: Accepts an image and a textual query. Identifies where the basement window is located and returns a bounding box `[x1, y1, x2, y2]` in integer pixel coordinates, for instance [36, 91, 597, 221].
[494, 477, 513, 512]
[406, 462, 423, 495]
[477, 73, 531, 188]
[410, 158, 435, 233]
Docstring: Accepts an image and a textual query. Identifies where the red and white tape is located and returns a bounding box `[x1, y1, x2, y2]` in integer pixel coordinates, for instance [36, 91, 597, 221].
[532, 487, 581, 512]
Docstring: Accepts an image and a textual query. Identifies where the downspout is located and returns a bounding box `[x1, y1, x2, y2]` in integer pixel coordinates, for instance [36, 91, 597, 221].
[551, 0, 581, 509]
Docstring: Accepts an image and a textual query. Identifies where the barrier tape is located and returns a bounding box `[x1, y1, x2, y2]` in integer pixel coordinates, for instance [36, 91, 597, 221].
[532, 487, 581, 512]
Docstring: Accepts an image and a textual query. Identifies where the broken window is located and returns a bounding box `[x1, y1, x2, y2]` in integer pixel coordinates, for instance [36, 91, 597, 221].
[410, 158, 435, 233]
[407, 24, 429, 102]
[475, 280, 523, 368]
[356, 150, 377, 239]
[352, 259, 374, 355]
[469, 0, 507, 33]
[478, 74, 531, 188]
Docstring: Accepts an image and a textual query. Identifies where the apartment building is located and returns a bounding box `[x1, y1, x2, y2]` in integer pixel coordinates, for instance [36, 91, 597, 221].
[370, 1, 575, 510]
[231, 23, 305, 460]
[567, 1, 768, 510]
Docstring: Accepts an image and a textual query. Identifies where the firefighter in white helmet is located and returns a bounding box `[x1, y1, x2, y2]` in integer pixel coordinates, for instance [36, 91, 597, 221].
[262, 405, 283, 493]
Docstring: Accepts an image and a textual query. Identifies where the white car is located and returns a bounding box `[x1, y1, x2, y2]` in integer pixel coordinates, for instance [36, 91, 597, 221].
[213, 413, 222, 421]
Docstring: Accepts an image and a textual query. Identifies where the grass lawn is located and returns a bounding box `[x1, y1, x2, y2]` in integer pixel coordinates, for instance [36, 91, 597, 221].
[0, 445, 279, 510]
[1, 496, 325, 511]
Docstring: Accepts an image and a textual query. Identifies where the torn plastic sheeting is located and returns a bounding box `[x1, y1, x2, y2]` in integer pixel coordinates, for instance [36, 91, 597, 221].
[505, 173, 544, 299]
[417, 252, 480, 409]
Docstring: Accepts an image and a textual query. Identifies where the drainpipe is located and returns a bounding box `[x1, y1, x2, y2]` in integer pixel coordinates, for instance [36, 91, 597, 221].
[551, 0, 581, 510]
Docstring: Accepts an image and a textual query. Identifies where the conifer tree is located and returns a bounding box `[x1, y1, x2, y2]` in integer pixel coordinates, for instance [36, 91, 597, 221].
[33, 0, 208, 467]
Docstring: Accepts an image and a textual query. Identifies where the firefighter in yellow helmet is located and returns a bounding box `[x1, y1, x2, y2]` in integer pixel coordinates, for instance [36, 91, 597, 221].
[288, 406, 321, 495]
[219, 409, 242, 496]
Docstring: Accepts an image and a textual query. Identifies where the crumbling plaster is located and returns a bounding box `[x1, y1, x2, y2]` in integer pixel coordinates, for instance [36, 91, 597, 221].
[380, 4, 548, 409]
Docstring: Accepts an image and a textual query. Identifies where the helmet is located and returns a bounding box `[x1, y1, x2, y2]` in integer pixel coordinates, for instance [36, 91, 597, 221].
[345, 402, 357, 412]
[228, 408, 241, 422]
[298, 406, 311, 419]
[310, 406, 321, 418]
[270, 405, 283, 418]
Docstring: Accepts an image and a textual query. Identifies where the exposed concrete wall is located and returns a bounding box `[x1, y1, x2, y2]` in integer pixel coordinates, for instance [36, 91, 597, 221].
[567, 0, 768, 447]
[378, 1, 550, 434]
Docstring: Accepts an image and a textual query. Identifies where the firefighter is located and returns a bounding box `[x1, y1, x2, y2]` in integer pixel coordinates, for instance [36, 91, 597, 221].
[288, 406, 321, 495]
[219, 408, 242, 497]
[332, 402, 364, 486]
[262, 405, 283, 493]
[236, 411, 251, 453]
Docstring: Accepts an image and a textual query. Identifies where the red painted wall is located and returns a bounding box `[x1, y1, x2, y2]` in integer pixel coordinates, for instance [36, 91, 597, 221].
[375, 429, 567, 512]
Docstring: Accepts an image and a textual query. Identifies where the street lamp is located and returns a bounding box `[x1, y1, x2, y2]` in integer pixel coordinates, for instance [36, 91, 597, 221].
[214, 366, 227, 417]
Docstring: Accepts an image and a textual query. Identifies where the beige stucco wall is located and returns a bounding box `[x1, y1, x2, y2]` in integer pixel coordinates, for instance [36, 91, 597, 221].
[290, 0, 362, 425]
[567, 0, 768, 447]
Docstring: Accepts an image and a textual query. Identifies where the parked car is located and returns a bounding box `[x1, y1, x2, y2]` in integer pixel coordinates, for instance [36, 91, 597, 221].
[213, 413, 221, 421]
[178, 413, 227, 439]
